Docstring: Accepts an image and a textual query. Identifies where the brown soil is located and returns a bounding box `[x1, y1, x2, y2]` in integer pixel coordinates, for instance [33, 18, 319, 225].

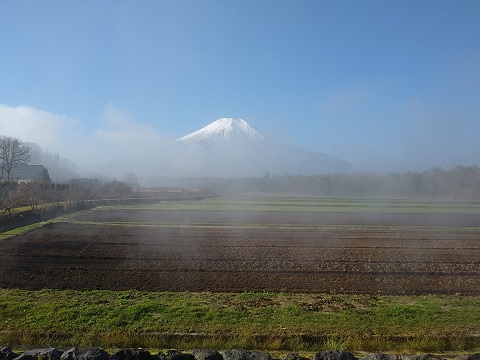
[0, 209, 479, 294]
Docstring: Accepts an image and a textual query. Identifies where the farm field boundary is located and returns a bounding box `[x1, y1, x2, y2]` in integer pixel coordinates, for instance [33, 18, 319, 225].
[0, 194, 215, 235]
[1, 195, 479, 293]
[1, 196, 479, 352]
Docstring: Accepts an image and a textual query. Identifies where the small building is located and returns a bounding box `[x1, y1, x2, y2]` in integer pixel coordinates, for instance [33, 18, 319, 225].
[1, 164, 45, 183]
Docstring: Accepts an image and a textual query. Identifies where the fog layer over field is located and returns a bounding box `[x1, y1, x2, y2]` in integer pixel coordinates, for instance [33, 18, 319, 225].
[2, 197, 480, 294]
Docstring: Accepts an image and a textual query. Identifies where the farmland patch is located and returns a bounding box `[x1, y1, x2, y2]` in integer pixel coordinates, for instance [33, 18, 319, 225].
[1, 197, 479, 294]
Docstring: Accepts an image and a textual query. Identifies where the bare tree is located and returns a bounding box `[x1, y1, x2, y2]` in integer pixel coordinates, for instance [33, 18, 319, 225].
[0, 182, 23, 217]
[0, 136, 32, 181]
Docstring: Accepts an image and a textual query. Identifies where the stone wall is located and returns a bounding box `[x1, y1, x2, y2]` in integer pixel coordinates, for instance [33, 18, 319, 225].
[1, 347, 479, 360]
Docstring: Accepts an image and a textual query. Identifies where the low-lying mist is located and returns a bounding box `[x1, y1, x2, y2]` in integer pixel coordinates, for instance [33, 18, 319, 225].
[132, 165, 479, 201]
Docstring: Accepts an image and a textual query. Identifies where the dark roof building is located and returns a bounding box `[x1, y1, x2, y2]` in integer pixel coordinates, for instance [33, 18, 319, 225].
[1, 164, 45, 183]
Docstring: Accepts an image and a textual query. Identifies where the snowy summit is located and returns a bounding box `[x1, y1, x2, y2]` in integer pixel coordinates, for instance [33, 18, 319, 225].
[178, 118, 268, 143]
[170, 117, 355, 177]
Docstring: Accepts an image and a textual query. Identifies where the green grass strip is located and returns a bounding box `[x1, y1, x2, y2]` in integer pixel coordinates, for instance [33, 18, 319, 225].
[96, 196, 480, 215]
[0, 289, 479, 353]
[0, 210, 90, 240]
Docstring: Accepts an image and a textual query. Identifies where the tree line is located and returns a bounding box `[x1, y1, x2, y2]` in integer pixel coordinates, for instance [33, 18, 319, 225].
[165, 165, 480, 200]
[0, 178, 134, 219]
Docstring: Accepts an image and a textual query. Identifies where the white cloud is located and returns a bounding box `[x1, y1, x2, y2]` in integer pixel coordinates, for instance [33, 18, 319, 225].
[0, 104, 80, 151]
[91, 104, 170, 162]
[95, 104, 168, 151]
[0, 103, 170, 174]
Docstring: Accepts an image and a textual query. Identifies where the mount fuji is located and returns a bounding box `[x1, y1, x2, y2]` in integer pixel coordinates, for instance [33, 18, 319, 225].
[166, 118, 354, 177]
[83, 118, 354, 179]
[179, 118, 269, 143]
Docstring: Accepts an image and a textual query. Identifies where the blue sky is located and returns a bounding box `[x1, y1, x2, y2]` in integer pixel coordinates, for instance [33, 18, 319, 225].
[1, 1, 479, 172]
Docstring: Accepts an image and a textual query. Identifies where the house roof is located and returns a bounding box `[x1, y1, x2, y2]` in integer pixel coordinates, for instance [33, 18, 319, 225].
[1, 164, 44, 181]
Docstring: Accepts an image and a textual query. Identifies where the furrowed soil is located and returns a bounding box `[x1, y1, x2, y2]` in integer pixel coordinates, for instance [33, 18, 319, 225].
[1, 206, 479, 294]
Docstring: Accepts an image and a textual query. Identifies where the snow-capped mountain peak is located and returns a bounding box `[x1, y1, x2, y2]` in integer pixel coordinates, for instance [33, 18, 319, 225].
[178, 118, 268, 143]
[166, 117, 355, 176]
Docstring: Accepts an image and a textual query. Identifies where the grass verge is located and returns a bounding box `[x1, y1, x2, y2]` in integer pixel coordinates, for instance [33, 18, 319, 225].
[98, 196, 480, 215]
[0, 210, 90, 240]
[0, 289, 479, 353]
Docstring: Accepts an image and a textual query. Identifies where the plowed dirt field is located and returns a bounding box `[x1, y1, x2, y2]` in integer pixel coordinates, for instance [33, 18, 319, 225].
[1, 205, 479, 294]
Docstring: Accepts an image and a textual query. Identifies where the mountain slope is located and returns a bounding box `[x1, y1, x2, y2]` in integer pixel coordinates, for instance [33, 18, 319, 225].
[82, 118, 354, 179]
[170, 118, 354, 177]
